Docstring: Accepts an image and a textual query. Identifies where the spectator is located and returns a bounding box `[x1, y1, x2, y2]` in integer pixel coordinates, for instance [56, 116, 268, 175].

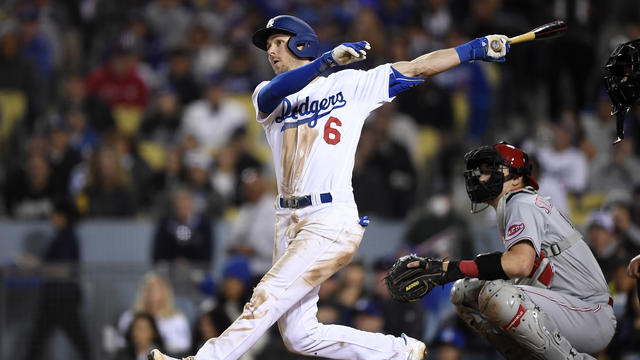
[17, 4, 54, 82]
[180, 76, 247, 153]
[24, 196, 91, 360]
[429, 325, 466, 360]
[59, 72, 115, 133]
[139, 86, 182, 145]
[0, 19, 43, 132]
[152, 187, 214, 269]
[210, 128, 262, 207]
[108, 132, 155, 210]
[227, 168, 275, 282]
[115, 313, 166, 360]
[47, 117, 83, 197]
[144, 0, 192, 52]
[182, 149, 223, 217]
[609, 194, 640, 255]
[203, 256, 267, 360]
[352, 298, 385, 333]
[118, 273, 192, 356]
[589, 138, 640, 192]
[81, 146, 138, 217]
[336, 261, 366, 313]
[536, 120, 588, 214]
[191, 308, 232, 355]
[149, 146, 185, 212]
[185, 21, 229, 82]
[316, 274, 345, 325]
[606, 279, 640, 359]
[585, 210, 621, 279]
[162, 47, 200, 106]
[405, 193, 472, 259]
[353, 110, 417, 219]
[85, 38, 148, 134]
[64, 105, 100, 159]
[580, 91, 617, 162]
[4, 152, 54, 219]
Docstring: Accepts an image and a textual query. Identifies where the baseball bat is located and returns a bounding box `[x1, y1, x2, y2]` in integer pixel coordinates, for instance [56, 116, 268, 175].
[490, 20, 568, 52]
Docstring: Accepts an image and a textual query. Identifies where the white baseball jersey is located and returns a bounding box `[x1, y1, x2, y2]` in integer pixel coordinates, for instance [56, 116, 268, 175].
[499, 188, 610, 303]
[251, 64, 395, 197]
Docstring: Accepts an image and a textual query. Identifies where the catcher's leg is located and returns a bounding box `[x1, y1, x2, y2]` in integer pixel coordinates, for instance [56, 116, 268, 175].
[450, 279, 529, 359]
[477, 280, 596, 360]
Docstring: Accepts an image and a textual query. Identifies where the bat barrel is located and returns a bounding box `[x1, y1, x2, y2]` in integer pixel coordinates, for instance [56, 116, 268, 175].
[532, 20, 568, 40]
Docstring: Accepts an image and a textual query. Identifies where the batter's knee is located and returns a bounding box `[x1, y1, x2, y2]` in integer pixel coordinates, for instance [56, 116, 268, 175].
[450, 278, 485, 307]
[278, 319, 317, 355]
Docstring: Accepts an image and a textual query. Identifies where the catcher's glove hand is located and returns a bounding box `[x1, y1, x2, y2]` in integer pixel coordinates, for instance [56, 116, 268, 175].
[384, 254, 446, 302]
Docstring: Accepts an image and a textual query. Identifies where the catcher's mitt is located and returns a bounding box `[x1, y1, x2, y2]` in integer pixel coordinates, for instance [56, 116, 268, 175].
[384, 254, 446, 302]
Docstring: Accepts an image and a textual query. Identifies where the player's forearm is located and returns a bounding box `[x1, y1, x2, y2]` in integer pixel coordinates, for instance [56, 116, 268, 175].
[257, 52, 338, 113]
[442, 244, 534, 282]
[392, 48, 461, 78]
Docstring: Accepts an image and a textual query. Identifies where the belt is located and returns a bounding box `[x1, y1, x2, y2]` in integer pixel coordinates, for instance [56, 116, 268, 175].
[279, 192, 333, 209]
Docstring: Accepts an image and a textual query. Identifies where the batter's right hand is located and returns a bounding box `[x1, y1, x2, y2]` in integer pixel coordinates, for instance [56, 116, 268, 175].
[455, 35, 509, 63]
[329, 41, 370, 66]
[628, 254, 640, 279]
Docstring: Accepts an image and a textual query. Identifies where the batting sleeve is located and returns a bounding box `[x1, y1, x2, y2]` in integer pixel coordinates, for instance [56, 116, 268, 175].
[251, 81, 271, 124]
[503, 198, 545, 255]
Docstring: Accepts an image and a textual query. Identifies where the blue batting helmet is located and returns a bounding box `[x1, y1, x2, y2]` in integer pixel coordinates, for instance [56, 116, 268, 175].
[251, 15, 318, 60]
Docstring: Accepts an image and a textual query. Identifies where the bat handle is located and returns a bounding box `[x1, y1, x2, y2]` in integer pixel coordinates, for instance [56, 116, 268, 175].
[509, 32, 536, 45]
[490, 32, 536, 52]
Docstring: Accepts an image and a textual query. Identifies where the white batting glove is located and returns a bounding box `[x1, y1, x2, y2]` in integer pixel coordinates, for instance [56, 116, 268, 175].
[484, 35, 509, 62]
[331, 41, 370, 65]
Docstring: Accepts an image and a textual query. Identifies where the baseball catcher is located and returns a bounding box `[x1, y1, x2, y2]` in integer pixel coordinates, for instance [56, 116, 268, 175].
[386, 143, 616, 359]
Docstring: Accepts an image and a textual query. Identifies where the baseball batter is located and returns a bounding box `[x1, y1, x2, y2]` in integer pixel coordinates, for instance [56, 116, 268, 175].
[150, 15, 510, 360]
[400, 143, 615, 359]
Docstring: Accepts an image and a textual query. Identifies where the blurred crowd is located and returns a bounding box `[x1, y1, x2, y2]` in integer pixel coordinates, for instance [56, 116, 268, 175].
[1, 0, 640, 359]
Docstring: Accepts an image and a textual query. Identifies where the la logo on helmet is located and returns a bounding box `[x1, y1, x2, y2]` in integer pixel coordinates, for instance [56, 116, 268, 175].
[267, 18, 275, 28]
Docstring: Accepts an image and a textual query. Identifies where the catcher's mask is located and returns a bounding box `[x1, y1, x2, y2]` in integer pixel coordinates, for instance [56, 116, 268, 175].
[463, 142, 538, 212]
[604, 38, 640, 143]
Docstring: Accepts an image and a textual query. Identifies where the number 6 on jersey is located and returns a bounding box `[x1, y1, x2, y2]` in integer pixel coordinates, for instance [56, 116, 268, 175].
[324, 116, 342, 145]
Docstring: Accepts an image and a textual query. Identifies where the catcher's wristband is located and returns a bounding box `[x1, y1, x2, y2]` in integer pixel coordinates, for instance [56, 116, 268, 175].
[474, 251, 509, 280]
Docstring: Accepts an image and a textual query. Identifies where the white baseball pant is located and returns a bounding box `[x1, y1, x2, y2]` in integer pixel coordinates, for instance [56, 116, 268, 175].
[194, 202, 408, 360]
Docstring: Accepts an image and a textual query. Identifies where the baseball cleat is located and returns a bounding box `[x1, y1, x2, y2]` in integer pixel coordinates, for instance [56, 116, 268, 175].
[148, 349, 194, 360]
[402, 333, 428, 360]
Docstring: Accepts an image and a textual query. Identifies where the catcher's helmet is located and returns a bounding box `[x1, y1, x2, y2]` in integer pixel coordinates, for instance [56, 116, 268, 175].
[604, 39, 640, 115]
[464, 142, 538, 209]
[251, 15, 319, 60]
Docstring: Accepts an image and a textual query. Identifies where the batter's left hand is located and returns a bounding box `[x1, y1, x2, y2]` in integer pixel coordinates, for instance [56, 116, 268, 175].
[330, 41, 371, 66]
[628, 254, 640, 279]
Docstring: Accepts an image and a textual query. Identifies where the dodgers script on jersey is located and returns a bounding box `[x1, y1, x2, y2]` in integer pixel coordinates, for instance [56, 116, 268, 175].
[500, 191, 609, 305]
[252, 64, 394, 197]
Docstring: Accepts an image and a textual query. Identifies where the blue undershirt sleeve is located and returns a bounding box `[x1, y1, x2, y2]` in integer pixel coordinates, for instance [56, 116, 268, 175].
[388, 66, 425, 98]
[257, 52, 337, 114]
